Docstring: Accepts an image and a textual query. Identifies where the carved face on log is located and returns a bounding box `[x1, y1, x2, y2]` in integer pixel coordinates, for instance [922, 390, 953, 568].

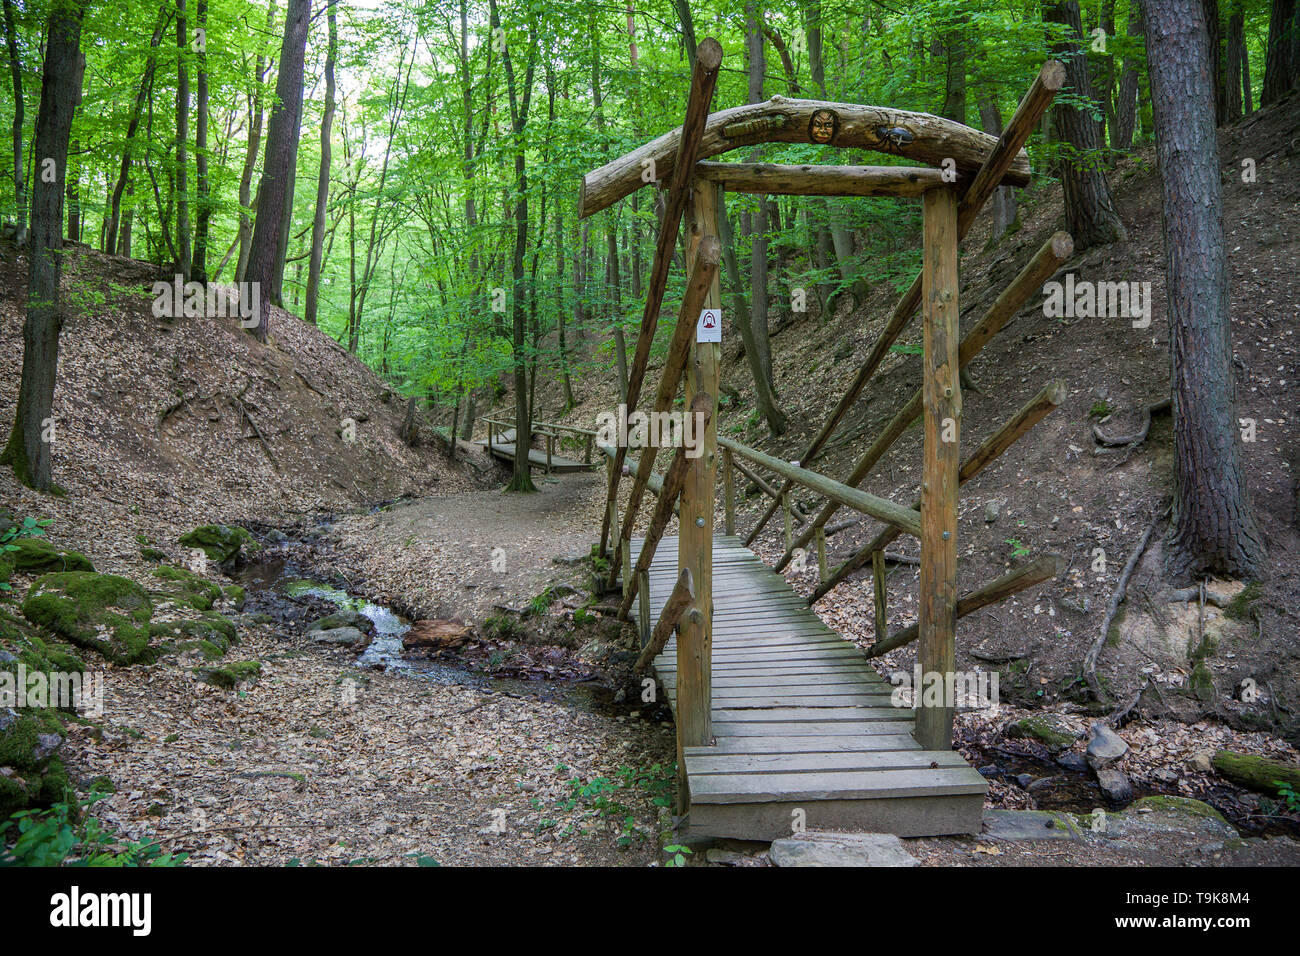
[809, 109, 839, 144]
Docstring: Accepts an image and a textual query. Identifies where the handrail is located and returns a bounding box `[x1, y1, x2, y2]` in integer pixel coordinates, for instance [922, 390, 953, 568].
[717, 436, 922, 539]
[634, 568, 694, 672]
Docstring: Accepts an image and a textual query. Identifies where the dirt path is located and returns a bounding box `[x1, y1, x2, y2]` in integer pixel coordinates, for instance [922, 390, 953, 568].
[331, 473, 610, 624]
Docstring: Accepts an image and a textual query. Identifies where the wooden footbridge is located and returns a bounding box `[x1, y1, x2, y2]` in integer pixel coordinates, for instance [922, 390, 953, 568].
[477, 417, 597, 475]
[574, 41, 1071, 841]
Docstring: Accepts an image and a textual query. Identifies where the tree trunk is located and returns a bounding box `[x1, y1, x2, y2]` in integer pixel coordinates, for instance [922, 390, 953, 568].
[2, 0, 24, 245]
[1203, 0, 1227, 125]
[941, 26, 966, 126]
[236, 1, 277, 283]
[719, 190, 787, 434]
[1114, 0, 1144, 148]
[978, 96, 1018, 243]
[1226, 3, 1245, 121]
[106, 5, 168, 257]
[742, 2, 786, 435]
[192, 0, 210, 282]
[175, 0, 190, 280]
[1, 0, 85, 491]
[1144, 0, 1267, 581]
[1044, 1, 1127, 249]
[491, 0, 536, 492]
[1261, 0, 1298, 105]
[304, 4, 336, 325]
[245, 0, 310, 342]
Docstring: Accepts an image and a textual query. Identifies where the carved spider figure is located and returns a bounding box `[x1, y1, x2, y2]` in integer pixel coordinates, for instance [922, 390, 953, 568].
[877, 126, 915, 148]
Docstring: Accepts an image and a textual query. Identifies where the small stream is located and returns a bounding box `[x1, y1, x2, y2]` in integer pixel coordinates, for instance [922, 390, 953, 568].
[229, 523, 619, 714]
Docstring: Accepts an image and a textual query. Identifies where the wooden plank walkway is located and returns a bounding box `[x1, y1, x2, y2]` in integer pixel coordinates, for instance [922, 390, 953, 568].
[476, 440, 592, 474]
[639, 534, 987, 840]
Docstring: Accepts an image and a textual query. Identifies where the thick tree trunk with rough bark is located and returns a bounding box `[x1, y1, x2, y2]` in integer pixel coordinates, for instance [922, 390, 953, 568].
[1044, 1, 1127, 249]
[2, 0, 85, 491]
[304, 2, 336, 326]
[192, 0, 210, 282]
[1261, 0, 1299, 105]
[1115, 0, 1144, 147]
[175, 0, 190, 279]
[2, 0, 24, 244]
[1144, 0, 1267, 581]
[245, 0, 310, 342]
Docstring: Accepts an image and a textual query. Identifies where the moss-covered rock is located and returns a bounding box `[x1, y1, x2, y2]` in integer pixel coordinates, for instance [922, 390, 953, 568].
[178, 524, 253, 565]
[0, 707, 70, 820]
[140, 546, 167, 563]
[222, 585, 246, 609]
[1128, 795, 1226, 822]
[151, 612, 239, 656]
[1007, 714, 1081, 752]
[306, 609, 375, 635]
[194, 660, 261, 689]
[20, 572, 156, 665]
[0, 606, 85, 675]
[150, 565, 222, 611]
[1, 538, 94, 576]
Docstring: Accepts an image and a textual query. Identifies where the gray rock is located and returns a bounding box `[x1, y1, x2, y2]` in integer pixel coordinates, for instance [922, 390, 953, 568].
[33, 733, 62, 761]
[309, 626, 368, 646]
[1189, 751, 1214, 774]
[1015, 773, 1035, 788]
[307, 610, 375, 635]
[982, 809, 1082, 841]
[984, 500, 1002, 523]
[1027, 775, 1059, 793]
[1151, 767, 1179, 785]
[769, 831, 918, 867]
[977, 763, 1000, 777]
[1097, 768, 1134, 802]
[1056, 751, 1089, 773]
[1086, 722, 1129, 770]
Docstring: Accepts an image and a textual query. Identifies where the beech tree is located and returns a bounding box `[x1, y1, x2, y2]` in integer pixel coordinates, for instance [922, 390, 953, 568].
[1143, 0, 1267, 580]
[2, 0, 86, 491]
[244, 0, 310, 341]
[1044, 0, 1127, 250]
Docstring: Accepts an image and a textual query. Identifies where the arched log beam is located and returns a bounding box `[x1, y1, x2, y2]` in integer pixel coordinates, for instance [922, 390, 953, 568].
[578, 97, 1030, 219]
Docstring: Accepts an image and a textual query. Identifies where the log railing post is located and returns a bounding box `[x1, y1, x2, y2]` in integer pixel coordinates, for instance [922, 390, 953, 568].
[916, 185, 960, 751]
[816, 526, 827, 583]
[723, 446, 735, 536]
[872, 549, 888, 640]
[637, 569, 651, 649]
[676, 174, 721, 796]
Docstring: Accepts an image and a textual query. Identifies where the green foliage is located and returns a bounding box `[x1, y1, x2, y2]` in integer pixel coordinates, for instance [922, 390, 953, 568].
[1, 796, 186, 867]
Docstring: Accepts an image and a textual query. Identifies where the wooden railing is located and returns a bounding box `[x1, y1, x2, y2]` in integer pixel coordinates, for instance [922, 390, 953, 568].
[481, 416, 597, 472]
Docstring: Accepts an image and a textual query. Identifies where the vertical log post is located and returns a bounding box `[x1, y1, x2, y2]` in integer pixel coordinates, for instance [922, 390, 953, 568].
[872, 549, 888, 640]
[676, 175, 721, 806]
[546, 432, 553, 475]
[816, 526, 828, 583]
[916, 186, 961, 751]
[488, 421, 494, 454]
[621, 544, 632, 600]
[723, 446, 735, 536]
[585, 433, 593, 464]
[783, 491, 794, 552]
[637, 569, 651, 649]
